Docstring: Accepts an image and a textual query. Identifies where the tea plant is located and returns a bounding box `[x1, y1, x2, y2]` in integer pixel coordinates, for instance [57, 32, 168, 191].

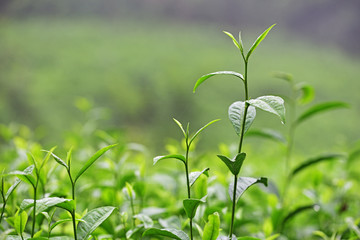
[193, 24, 285, 239]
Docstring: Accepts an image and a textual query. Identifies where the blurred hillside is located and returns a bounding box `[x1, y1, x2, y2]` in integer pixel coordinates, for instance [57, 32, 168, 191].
[0, 1, 359, 154]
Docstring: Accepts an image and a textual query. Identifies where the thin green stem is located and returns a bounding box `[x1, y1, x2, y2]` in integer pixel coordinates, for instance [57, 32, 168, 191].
[31, 185, 37, 237]
[130, 194, 135, 227]
[184, 144, 193, 240]
[69, 170, 78, 240]
[0, 189, 6, 225]
[229, 60, 249, 239]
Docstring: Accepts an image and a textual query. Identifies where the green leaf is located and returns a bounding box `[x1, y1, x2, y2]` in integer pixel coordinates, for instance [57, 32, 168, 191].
[50, 152, 69, 170]
[40, 146, 56, 172]
[265, 234, 280, 240]
[246, 128, 287, 144]
[217, 235, 237, 240]
[66, 147, 73, 167]
[281, 204, 319, 230]
[247, 96, 285, 124]
[76, 206, 116, 240]
[153, 154, 186, 165]
[295, 83, 314, 105]
[55, 199, 75, 213]
[223, 31, 243, 54]
[10, 165, 36, 188]
[238, 237, 261, 240]
[290, 153, 345, 178]
[143, 228, 189, 240]
[133, 214, 154, 228]
[229, 177, 267, 203]
[5, 178, 21, 201]
[190, 119, 220, 145]
[295, 101, 349, 126]
[173, 118, 187, 139]
[20, 197, 73, 215]
[228, 101, 256, 136]
[74, 144, 117, 183]
[273, 72, 293, 82]
[246, 24, 275, 61]
[183, 198, 206, 219]
[50, 218, 85, 231]
[189, 168, 210, 187]
[14, 210, 28, 235]
[193, 71, 244, 93]
[202, 212, 220, 240]
[217, 153, 246, 176]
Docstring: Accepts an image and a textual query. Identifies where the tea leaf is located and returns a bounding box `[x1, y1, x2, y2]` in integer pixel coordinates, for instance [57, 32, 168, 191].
[5, 178, 21, 201]
[143, 228, 189, 240]
[193, 71, 244, 93]
[238, 237, 261, 240]
[228, 101, 256, 136]
[189, 119, 220, 145]
[153, 154, 186, 165]
[247, 128, 287, 144]
[290, 153, 345, 178]
[295, 101, 349, 126]
[229, 177, 267, 203]
[74, 144, 117, 183]
[273, 72, 293, 82]
[189, 168, 210, 187]
[247, 95, 285, 124]
[20, 197, 73, 215]
[202, 212, 220, 240]
[217, 153, 246, 176]
[173, 118, 187, 139]
[246, 24, 275, 61]
[55, 200, 75, 213]
[40, 146, 56, 172]
[10, 165, 36, 188]
[183, 198, 206, 219]
[76, 206, 116, 240]
[296, 83, 314, 105]
[223, 31, 243, 54]
[134, 214, 154, 228]
[281, 204, 319, 229]
[14, 210, 28, 235]
[50, 152, 69, 170]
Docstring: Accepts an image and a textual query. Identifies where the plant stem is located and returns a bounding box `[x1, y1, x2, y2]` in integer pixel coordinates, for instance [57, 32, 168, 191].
[70, 172, 78, 240]
[184, 144, 194, 240]
[229, 60, 249, 239]
[130, 194, 135, 227]
[31, 183, 38, 238]
[0, 189, 6, 226]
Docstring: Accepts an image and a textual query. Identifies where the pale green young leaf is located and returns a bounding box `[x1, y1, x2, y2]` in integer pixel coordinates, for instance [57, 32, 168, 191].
[14, 210, 28, 235]
[228, 101, 256, 136]
[189, 168, 209, 187]
[202, 212, 220, 240]
[50, 152, 68, 170]
[247, 96, 285, 124]
[183, 198, 206, 219]
[193, 71, 244, 93]
[295, 101, 349, 126]
[39, 146, 56, 172]
[153, 154, 186, 165]
[273, 72, 293, 83]
[223, 31, 243, 54]
[74, 144, 117, 183]
[5, 178, 21, 201]
[10, 165, 36, 188]
[143, 228, 189, 240]
[229, 177, 267, 203]
[189, 119, 220, 145]
[265, 234, 280, 240]
[76, 206, 116, 240]
[217, 153, 246, 176]
[66, 147, 73, 167]
[133, 214, 154, 228]
[296, 83, 315, 105]
[246, 24, 275, 61]
[238, 237, 261, 240]
[173, 118, 187, 139]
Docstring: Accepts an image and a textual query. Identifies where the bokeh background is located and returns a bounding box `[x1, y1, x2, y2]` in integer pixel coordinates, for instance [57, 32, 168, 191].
[1, 0, 359, 153]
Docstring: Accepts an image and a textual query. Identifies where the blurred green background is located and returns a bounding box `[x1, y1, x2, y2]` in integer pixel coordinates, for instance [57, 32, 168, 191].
[0, 0, 359, 153]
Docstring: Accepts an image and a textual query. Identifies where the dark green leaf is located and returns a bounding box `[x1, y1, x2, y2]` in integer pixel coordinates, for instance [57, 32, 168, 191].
[193, 71, 244, 93]
[202, 212, 220, 240]
[76, 206, 116, 240]
[173, 118, 187, 139]
[20, 197, 72, 215]
[153, 154, 186, 165]
[189, 119, 220, 145]
[295, 101, 349, 125]
[247, 128, 287, 144]
[281, 204, 319, 230]
[217, 153, 246, 176]
[228, 101, 256, 136]
[55, 200, 75, 213]
[183, 198, 206, 219]
[143, 228, 189, 240]
[74, 144, 117, 183]
[229, 177, 267, 203]
[290, 153, 345, 177]
[246, 24, 275, 61]
[247, 96, 285, 124]
[189, 168, 210, 187]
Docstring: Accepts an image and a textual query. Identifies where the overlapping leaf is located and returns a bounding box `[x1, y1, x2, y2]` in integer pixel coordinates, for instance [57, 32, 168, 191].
[228, 101, 256, 136]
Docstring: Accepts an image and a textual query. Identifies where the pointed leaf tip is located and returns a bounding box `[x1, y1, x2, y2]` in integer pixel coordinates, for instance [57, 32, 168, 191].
[246, 24, 275, 61]
[193, 71, 244, 93]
